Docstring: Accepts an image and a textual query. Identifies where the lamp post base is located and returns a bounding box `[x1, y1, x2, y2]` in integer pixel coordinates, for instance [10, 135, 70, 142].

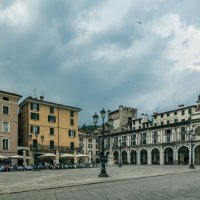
[118, 163, 122, 167]
[98, 172, 109, 177]
[189, 164, 195, 169]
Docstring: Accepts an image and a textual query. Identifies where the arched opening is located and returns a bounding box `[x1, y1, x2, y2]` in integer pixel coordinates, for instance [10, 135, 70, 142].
[140, 149, 147, 164]
[194, 145, 200, 164]
[178, 146, 189, 165]
[113, 151, 119, 164]
[122, 151, 127, 164]
[164, 147, 173, 165]
[130, 150, 137, 164]
[151, 148, 160, 164]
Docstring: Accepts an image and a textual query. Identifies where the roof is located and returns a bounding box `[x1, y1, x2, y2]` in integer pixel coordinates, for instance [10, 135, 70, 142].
[109, 109, 119, 115]
[151, 105, 196, 116]
[19, 96, 81, 111]
[0, 90, 22, 98]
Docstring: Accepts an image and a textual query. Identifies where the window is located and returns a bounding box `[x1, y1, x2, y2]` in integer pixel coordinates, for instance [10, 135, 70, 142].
[188, 108, 192, 115]
[154, 123, 157, 126]
[174, 111, 177, 115]
[88, 139, 92, 143]
[174, 119, 178, 123]
[2, 106, 9, 114]
[48, 115, 56, 123]
[32, 139, 38, 148]
[2, 139, 9, 150]
[166, 134, 171, 143]
[2, 122, 10, 132]
[30, 103, 39, 111]
[181, 110, 185, 116]
[122, 136, 127, 147]
[79, 143, 84, 148]
[181, 127, 186, 132]
[79, 137, 83, 142]
[70, 111, 74, 117]
[88, 144, 93, 148]
[68, 130, 76, 137]
[131, 134, 136, 146]
[70, 119, 74, 126]
[167, 113, 170, 117]
[70, 142, 74, 150]
[167, 120, 170, 124]
[161, 122, 163, 126]
[30, 125, 40, 133]
[153, 131, 158, 144]
[50, 128, 54, 135]
[113, 137, 118, 148]
[141, 133, 146, 145]
[180, 133, 186, 141]
[31, 113, 39, 120]
[142, 125, 145, 129]
[50, 107, 54, 113]
[154, 115, 157, 119]
[50, 140, 54, 149]
[3, 96, 9, 101]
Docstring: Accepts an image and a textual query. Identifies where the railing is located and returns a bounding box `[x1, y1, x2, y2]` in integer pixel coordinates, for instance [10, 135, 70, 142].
[30, 145, 79, 153]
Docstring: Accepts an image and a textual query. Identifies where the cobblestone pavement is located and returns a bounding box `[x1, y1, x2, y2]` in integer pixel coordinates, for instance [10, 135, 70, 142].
[0, 165, 200, 199]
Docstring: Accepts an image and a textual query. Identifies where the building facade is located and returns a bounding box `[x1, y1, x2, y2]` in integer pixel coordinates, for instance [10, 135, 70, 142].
[0, 91, 22, 157]
[104, 96, 200, 165]
[78, 130, 99, 163]
[19, 96, 81, 163]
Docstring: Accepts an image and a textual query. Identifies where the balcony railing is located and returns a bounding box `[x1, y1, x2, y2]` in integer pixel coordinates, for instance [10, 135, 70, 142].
[30, 144, 79, 153]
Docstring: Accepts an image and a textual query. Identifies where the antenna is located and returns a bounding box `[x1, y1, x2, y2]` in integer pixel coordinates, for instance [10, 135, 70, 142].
[33, 88, 37, 98]
[41, 91, 46, 97]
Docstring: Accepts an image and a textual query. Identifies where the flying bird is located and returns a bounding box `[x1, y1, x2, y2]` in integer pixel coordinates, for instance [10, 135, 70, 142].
[138, 21, 142, 24]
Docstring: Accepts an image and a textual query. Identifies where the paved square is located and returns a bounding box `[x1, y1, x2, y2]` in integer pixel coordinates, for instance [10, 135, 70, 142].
[0, 165, 200, 199]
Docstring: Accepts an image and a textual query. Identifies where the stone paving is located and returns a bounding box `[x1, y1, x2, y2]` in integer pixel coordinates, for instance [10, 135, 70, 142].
[0, 165, 200, 199]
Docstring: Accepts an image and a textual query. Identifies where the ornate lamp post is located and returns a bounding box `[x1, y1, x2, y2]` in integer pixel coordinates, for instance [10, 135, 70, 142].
[187, 130, 196, 169]
[118, 138, 122, 167]
[29, 133, 44, 167]
[93, 108, 109, 177]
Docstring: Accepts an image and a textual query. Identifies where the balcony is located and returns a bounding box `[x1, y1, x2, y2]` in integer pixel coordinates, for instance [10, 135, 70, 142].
[30, 144, 79, 153]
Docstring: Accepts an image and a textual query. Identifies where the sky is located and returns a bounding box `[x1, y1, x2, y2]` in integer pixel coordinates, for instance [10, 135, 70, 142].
[0, 0, 200, 126]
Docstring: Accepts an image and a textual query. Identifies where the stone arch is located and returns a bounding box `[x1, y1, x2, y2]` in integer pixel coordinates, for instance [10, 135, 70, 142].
[151, 148, 160, 165]
[113, 151, 119, 164]
[164, 147, 173, 165]
[130, 150, 137, 164]
[122, 150, 127, 164]
[140, 149, 148, 164]
[178, 146, 189, 165]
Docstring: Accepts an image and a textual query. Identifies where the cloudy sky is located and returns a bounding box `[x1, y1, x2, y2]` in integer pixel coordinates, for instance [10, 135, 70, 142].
[0, 0, 200, 126]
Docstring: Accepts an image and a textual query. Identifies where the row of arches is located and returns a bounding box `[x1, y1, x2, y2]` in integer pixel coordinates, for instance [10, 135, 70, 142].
[108, 145, 200, 165]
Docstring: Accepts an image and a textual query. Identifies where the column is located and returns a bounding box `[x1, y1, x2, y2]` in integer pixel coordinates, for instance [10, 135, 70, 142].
[147, 148, 151, 165]
[108, 137, 114, 165]
[137, 150, 140, 165]
[127, 150, 130, 164]
[160, 148, 164, 165]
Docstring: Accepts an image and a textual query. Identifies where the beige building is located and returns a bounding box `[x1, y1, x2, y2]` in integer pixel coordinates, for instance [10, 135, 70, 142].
[78, 130, 99, 163]
[0, 90, 22, 156]
[19, 96, 81, 163]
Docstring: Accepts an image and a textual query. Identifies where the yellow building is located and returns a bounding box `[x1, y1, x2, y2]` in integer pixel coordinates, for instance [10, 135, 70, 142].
[0, 90, 22, 157]
[19, 96, 81, 159]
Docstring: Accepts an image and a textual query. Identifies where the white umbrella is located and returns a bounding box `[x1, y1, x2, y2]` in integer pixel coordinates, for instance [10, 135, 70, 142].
[74, 151, 77, 164]
[55, 150, 60, 165]
[38, 153, 56, 158]
[77, 154, 89, 157]
[0, 155, 7, 159]
[9, 155, 24, 159]
[60, 153, 74, 158]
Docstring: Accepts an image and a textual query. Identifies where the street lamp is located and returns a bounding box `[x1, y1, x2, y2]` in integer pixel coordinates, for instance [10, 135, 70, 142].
[187, 130, 196, 169]
[29, 133, 44, 167]
[118, 138, 123, 167]
[93, 108, 109, 177]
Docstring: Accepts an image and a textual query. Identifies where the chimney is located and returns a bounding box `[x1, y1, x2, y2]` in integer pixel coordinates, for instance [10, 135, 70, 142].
[40, 96, 44, 101]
